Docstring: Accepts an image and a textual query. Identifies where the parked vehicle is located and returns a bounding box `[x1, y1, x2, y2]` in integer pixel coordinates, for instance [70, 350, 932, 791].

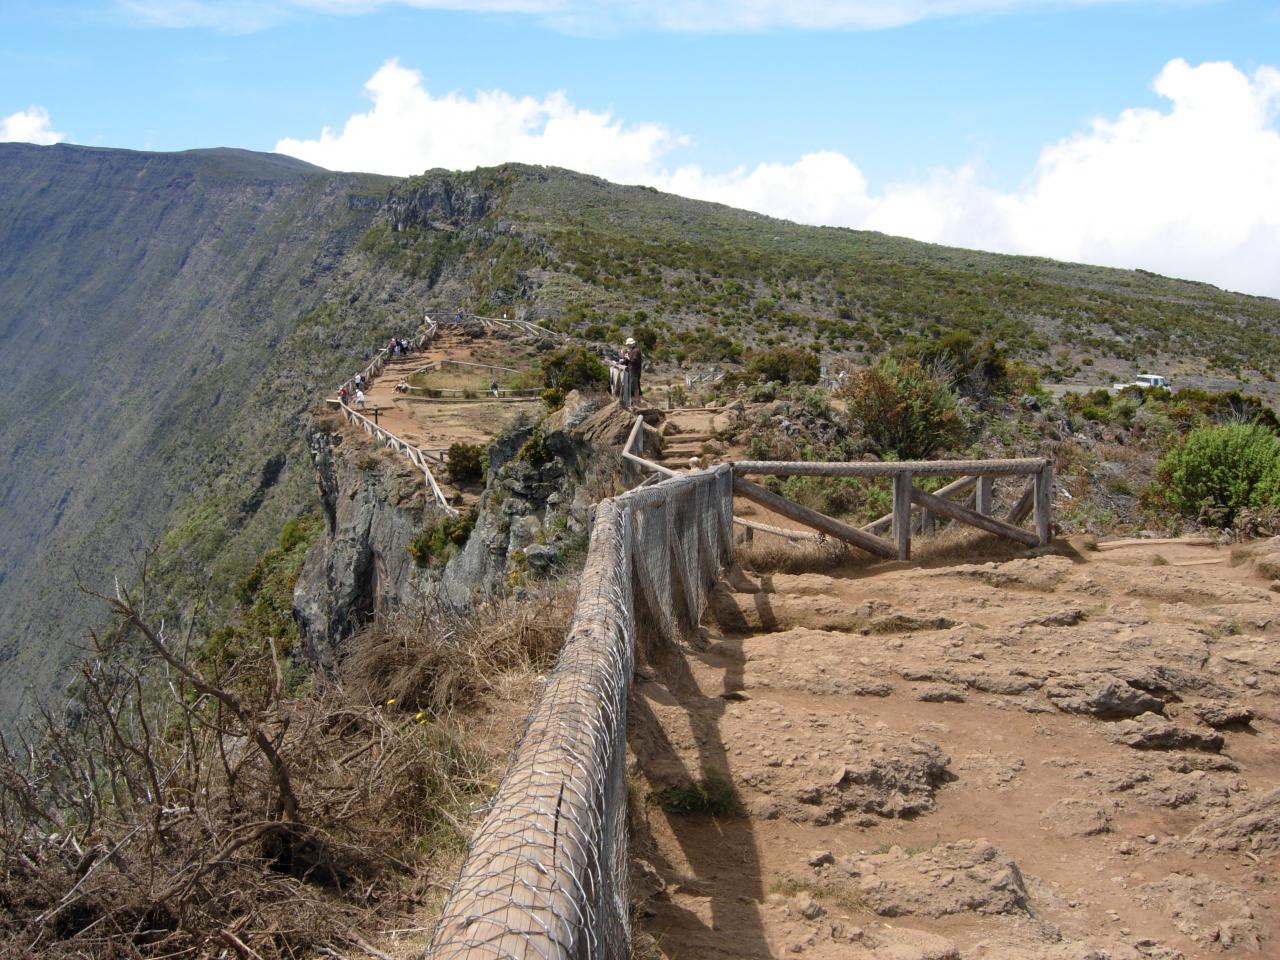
[1112, 373, 1171, 391]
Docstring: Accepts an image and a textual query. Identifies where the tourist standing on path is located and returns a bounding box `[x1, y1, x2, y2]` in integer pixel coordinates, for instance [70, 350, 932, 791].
[355, 389, 366, 410]
[622, 337, 643, 400]
[339, 385, 350, 405]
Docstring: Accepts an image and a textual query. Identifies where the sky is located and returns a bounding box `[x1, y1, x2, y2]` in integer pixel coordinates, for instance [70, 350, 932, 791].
[3, 0, 1279, 297]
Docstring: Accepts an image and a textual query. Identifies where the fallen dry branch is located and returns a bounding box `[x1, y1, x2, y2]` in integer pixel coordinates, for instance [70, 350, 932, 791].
[0, 576, 547, 958]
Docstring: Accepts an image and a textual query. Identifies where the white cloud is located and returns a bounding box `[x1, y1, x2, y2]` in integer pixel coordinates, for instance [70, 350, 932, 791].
[275, 58, 683, 179]
[0, 106, 64, 145]
[118, 0, 1139, 32]
[277, 58, 1280, 298]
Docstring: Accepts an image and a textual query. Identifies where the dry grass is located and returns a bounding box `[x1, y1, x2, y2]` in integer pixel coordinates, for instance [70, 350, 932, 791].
[736, 535, 859, 574]
[0, 581, 577, 959]
[343, 586, 575, 714]
[736, 522, 1034, 575]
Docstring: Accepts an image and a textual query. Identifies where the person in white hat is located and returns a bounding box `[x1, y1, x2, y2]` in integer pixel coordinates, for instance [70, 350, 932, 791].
[620, 337, 643, 399]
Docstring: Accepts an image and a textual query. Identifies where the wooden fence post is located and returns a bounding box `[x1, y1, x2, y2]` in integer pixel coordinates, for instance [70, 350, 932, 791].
[893, 471, 913, 561]
[1034, 462, 1054, 545]
[977, 475, 993, 516]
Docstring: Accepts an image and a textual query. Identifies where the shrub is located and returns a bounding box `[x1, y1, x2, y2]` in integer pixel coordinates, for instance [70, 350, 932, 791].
[840, 358, 967, 460]
[542, 386, 565, 411]
[407, 509, 479, 568]
[446, 442, 485, 484]
[747, 346, 820, 385]
[1152, 424, 1280, 525]
[539, 345, 609, 393]
[516, 427, 552, 465]
[898, 330, 1025, 398]
[656, 769, 742, 816]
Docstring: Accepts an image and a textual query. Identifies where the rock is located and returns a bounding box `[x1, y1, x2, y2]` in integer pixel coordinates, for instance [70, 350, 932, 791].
[838, 839, 1030, 919]
[1103, 712, 1224, 752]
[630, 858, 666, 903]
[1187, 788, 1280, 855]
[1183, 700, 1254, 729]
[807, 850, 835, 867]
[293, 425, 432, 659]
[915, 684, 966, 703]
[780, 735, 952, 823]
[1041, 798, 1112, 837]
[522, 543, 560, 573]
[1028, 608, 1088, 626]
[791, 893, 825, 920]
[1045, 676, 1165, 719]
[869, 928, 960, 960]
[1138, 873, 1262, 947]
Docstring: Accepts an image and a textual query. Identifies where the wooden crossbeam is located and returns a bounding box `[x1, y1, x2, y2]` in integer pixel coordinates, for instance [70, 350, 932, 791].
[910, 486, 1039, 547]
[732, 476, 896, 559]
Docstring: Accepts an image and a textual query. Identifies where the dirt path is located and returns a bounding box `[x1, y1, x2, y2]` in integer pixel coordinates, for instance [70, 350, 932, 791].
[337, 328, 544, 507]
[632, 535, 1280, 959]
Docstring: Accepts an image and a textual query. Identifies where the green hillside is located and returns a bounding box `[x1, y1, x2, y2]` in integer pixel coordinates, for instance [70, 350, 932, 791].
[387, 165, 1280, 382]
[0, 144, 398, 732]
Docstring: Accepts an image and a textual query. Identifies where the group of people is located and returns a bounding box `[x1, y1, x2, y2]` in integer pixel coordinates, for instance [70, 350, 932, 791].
[388, 337, 412, 357]
[338, 384, 367, 409]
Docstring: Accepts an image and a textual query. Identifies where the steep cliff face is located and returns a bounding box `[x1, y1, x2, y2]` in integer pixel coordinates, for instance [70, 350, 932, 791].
[0, 144, 395, 732]
[292, 394, 625, 662]
[292, 421, 437, 664]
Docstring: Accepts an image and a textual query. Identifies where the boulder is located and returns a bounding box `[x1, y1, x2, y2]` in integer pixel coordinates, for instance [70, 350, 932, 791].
[1103, 712, 1224, 752]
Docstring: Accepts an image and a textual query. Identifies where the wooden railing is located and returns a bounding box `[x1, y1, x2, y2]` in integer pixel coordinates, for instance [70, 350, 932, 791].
[337, 403, 456, 515]
[620, 414, 1053, 559]
[468, 313, 568, 342]
[331, 317, 456, 515]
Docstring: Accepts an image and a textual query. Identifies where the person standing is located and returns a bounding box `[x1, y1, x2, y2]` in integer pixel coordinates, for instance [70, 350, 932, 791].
[622, 337, 643, 399]
[355, 389, 366, 410]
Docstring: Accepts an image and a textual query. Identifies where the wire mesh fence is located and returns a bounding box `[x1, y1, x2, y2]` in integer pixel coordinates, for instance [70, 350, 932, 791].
[427, 466, 734, 959]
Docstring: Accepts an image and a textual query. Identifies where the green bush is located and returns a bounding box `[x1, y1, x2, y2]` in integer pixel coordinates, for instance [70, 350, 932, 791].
[542, 387, 565, 411]
[446, 442, 485, 484]
[841, 358, 967, 460]
[898, 330, 1026, 398]
[407, 509, 479, 568]
[747, 346, 820, 385]
[539, 345, 609, 393]
[1153, 424, 1280, 525]
[656, 769, 742, 816]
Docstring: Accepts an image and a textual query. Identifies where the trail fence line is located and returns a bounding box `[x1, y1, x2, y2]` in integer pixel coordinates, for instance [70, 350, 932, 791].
[427, 466, 734, 960]
[619, 414, 1052, 557]
[331, 317, 460, 514]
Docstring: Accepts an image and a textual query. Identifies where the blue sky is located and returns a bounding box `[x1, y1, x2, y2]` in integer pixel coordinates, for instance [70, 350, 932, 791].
[3, 1, 1279, 295]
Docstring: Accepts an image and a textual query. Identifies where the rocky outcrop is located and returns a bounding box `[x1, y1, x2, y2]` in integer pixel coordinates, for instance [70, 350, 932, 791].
[294, 393, 634, 663]
[383, 167, 524, 231]
[293, 421, 436, 665]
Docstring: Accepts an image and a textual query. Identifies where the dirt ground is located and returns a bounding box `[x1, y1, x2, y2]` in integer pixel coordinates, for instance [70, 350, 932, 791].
[340, 326, 545, 505]
[631, 534, 1280, 960]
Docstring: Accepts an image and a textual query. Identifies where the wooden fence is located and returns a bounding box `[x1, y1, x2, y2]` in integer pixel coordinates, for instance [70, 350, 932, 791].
[331, 317, 456, 515]
[621, 414, 1053, 559]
